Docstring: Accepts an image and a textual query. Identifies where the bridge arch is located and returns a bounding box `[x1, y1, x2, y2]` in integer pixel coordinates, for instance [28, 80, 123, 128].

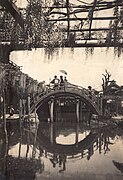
[30, 85, 101, 116]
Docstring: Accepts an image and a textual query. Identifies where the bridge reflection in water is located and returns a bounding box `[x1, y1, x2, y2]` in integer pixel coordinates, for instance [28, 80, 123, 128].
[0, 110, 123, 180]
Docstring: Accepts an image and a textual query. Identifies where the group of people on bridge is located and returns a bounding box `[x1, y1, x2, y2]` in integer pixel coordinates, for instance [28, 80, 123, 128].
[49, 75, 68, 90]
[37, 75, 68, 95]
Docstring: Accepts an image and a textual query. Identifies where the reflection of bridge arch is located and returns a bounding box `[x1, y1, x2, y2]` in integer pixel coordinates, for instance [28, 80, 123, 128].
[30, 85, 101, 115]
[37, 126, 99, 156]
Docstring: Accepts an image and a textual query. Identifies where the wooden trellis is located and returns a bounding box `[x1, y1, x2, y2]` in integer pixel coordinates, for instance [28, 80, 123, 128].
[0, 0, 123, 48]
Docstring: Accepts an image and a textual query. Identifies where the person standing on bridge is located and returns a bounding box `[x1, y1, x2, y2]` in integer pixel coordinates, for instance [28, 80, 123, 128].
[88, 86, 92, 99]
[60, 75, 64, 89]
[64, 76, 68, 90]
[64, 76, 67, 82]
[50, 75, 60, 90]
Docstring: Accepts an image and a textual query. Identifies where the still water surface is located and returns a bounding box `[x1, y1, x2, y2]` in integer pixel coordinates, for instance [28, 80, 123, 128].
[0, 116, 123, 180]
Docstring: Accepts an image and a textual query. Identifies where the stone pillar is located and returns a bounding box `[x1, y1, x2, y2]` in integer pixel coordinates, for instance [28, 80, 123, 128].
[80, 101, 83, 122]
[75, 123, 79, 147]
[76, 98, 80, 123]
[49, 97, 54, 123]
[50, 123, 54, 144]
[55, 99, 61, 122]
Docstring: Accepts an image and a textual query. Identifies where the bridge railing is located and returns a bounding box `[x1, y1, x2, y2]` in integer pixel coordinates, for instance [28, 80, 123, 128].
[65, 83, 102, 114]
[66, 83, 99, 105]
[30, 82, 101, 113]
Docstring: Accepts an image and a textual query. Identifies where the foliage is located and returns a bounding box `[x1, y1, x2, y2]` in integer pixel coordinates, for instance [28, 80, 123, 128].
[26, 0, 65, 48]
[105, 1, 123, 56]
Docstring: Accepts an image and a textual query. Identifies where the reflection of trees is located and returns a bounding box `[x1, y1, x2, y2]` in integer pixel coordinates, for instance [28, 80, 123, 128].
[0, 121, 44, 179]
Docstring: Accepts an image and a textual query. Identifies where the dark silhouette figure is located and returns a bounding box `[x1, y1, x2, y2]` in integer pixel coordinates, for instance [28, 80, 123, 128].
[58, 155, 66, 173]
[64, 76, 67, 82]
[88, 86, 92, 99]
[50, 153, 58, 168]
[50, 75, 60, 90]
[60, 76, 64, 89]
[64, 76, 68, 89]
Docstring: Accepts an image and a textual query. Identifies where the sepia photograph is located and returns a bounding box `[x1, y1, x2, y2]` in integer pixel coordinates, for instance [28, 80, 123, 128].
[0, 0, 123, 179]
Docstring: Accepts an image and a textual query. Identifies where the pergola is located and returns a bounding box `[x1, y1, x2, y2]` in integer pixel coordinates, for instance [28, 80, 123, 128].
[0, 0, 123, 48]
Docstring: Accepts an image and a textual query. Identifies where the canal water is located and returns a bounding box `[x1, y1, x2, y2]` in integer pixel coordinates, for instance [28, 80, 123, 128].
[0, 113, 123, 180]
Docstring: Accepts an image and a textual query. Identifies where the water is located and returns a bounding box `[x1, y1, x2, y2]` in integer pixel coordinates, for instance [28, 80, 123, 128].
[0, 117, 123, 180]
